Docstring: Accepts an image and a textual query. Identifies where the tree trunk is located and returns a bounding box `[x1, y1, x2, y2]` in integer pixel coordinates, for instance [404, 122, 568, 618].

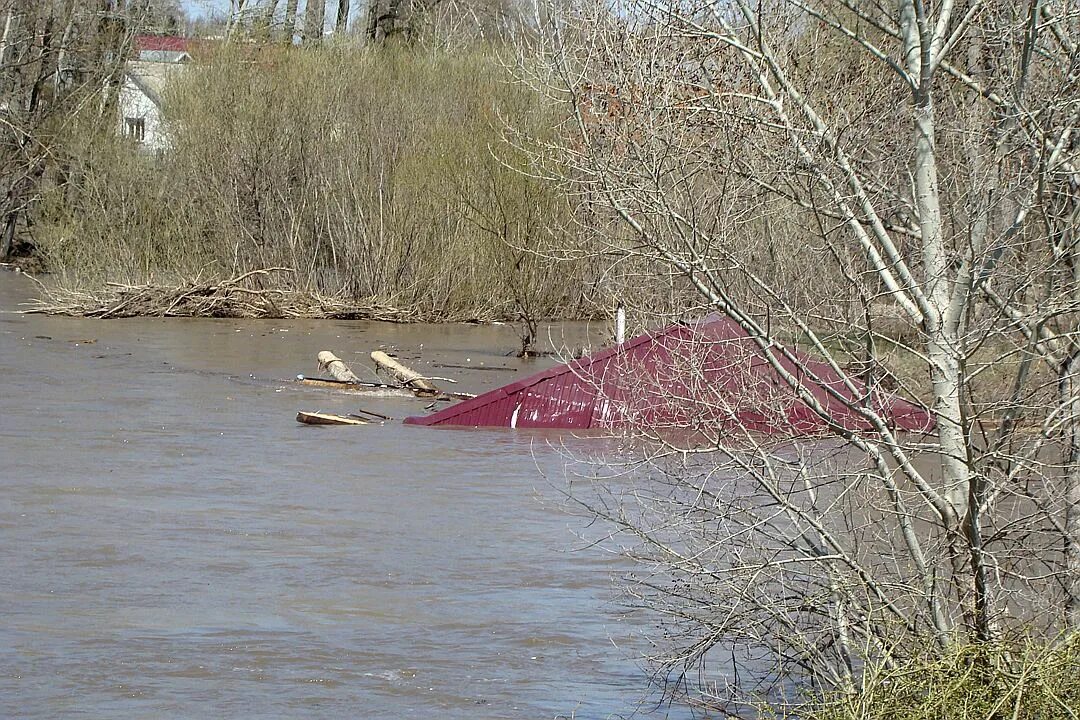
[226, 0, 248, 37]
[256, 0, 279, 40]
[904, 0, 988, 637]
[283, 0, 299, 42]
[1062, 197, 1080, 632]
[1063, 352, 1080, 630]
[0, 212, 15, 260]
[303, 0, 325, 42]
[365, 0, 409, 42]
[335, 0, 349, 34]
[0, 8, 15, 68]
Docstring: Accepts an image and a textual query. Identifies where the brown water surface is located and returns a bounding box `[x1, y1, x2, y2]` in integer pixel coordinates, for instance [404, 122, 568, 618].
[0, 274, 677, 719]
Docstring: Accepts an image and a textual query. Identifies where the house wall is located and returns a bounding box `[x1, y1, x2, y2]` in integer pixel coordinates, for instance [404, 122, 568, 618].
[118, 74, 166, 152]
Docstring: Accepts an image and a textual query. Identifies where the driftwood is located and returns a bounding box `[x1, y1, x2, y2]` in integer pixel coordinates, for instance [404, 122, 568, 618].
[24, 269, 431, 321]
[296, 411, 371, 426]
[350, 407, 392, 421]
[318, 351, 361, 383]
[370, 350, 440, 395]
[434, 362, 514, 372]
[305, 350, 477, 402]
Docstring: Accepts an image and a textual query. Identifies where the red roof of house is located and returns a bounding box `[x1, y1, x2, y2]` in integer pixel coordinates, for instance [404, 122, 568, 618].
[404, 315, 935, 435]
[135, 35, 191, 52]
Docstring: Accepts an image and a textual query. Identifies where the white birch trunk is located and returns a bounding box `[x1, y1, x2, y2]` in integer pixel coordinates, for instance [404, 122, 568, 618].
[335, 0, 350, 33]
[0, 8, 14, 68]
[303, 0, 325, 42]
[914, 102, 967, 519]
[283, 0, 300, 42]
[1063, 353, 1080, 630]
[905, 0, 990, 638]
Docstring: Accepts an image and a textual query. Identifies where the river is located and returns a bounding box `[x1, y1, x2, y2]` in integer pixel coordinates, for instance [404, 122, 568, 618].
[0, 273, 683, 719]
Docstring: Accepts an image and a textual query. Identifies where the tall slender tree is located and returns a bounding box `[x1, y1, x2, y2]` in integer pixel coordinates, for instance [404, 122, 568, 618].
[334, 0, 348, 33]
[0, 0, 135, 260]
[282, 0, 298, 42]
[303, 0, 324, 41]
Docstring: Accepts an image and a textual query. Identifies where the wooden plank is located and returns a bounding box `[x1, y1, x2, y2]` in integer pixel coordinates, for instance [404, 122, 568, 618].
[296, 411, 370, 426]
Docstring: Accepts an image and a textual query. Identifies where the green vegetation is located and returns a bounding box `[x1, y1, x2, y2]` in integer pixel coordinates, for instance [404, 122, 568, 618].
[802, 639, 1080, 720]
[33, 42, 593, 320]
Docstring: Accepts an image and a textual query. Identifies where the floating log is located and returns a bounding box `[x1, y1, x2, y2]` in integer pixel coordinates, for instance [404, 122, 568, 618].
[370, 350, 439, 395]
[317, 351, 361, 383]
[296, 375, 408, 393]
[296, 411, 370, 426]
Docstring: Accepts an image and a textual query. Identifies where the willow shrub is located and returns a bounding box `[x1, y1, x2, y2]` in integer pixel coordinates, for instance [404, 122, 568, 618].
[36, 41, 590, 320]
[801, 638, 1080, 720]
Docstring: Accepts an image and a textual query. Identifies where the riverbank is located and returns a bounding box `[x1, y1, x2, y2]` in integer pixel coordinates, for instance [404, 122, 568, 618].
[21, 268, 504, 322]
[20, 44, 609, 326]
[17, 265, 608, 326]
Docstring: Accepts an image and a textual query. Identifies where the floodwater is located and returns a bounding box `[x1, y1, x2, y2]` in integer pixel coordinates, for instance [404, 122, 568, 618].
[0, 273, 681, 719]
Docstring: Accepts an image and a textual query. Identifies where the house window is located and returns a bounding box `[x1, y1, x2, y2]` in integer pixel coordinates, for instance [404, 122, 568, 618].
[124, 117, 146, 142]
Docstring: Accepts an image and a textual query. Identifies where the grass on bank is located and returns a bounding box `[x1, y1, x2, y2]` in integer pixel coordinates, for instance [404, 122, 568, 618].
[798, 637, 1080, 720]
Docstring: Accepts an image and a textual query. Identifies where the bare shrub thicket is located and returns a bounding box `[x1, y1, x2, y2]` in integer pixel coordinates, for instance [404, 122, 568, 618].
[521, 0, 1080, 713]
[34, 43, 597, 320]
[0, 0, 144, 262]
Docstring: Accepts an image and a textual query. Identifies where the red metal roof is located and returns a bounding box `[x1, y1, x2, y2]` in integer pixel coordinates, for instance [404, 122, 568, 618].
[404, 315, 934, 435]
[135, 35, 191, 52]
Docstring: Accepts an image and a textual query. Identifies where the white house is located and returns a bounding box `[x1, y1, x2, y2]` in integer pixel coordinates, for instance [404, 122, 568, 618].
[118, 36, 191, 152]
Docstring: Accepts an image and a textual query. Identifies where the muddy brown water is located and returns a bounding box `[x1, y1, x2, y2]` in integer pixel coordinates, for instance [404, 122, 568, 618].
[0, 274, 687, 719]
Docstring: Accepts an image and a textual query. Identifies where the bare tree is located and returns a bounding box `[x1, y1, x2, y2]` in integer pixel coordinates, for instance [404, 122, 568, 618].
[225, 0, 249, 35]
[0, 0, 136, 261]
[254, 0, 279, 39]
[335, 0, 348, 33]
[303, 0, 325, 41]
[520, 0, 1080, 711]
[365, 0, 411, 41]
[282, 0, 299, 41]
[363, 0, 524, 43]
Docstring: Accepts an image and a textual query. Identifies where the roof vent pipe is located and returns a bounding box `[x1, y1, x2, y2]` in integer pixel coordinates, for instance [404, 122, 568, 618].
[615, 302, 626, 345]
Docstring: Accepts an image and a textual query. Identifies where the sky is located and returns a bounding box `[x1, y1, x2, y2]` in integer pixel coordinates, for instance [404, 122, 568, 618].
[182, 0, 230, 20]
[181, 1, 331, 23]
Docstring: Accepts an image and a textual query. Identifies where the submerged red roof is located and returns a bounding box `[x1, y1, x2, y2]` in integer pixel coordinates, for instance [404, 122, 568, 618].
[404, 315, 934, 435]
[135, 35, 191, 52]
